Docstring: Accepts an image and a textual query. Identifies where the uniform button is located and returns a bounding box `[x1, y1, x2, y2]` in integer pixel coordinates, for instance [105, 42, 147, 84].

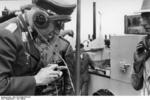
[55, 44, 58, 47]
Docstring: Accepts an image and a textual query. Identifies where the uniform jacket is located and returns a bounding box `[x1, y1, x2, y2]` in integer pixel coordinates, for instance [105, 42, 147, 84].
[0, 17, 41, 95]
[35, 35, 75, 95]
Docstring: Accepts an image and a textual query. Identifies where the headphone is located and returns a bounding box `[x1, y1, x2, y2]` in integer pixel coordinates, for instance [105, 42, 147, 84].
[32, 9, 50, 29]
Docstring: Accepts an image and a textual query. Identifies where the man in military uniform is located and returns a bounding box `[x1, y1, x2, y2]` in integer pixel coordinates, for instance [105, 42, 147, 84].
[78, 43, 95, 95]
[34, 0, 76, 95]
[131, 0, 150, 95]
[0, 0, 77, 95]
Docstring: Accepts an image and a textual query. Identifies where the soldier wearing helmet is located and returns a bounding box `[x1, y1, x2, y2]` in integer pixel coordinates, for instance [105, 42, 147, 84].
[0, 0, 75, 95]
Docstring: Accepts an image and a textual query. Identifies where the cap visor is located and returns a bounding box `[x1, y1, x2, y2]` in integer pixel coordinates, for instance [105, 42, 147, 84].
[135, 9, 150, 14]
[48, 15, 71, 22]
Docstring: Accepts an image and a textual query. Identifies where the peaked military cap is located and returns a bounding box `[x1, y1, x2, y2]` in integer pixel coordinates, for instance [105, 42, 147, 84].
[32, 0, 76, 15]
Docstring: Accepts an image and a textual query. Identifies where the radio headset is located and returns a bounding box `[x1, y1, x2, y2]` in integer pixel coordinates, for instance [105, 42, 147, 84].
[32, 10, 49, 29]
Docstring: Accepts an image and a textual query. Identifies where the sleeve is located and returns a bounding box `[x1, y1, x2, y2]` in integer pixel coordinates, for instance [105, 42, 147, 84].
[133, 37, 148, 73]
[131, 37, 147, 91]
[64, 44, 75, 95]
[131, 67, 144, 91]
[0, 31, 36, 95]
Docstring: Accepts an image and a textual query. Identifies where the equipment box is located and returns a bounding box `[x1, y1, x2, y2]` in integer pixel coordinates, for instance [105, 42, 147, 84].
[110, 35, 144, 83]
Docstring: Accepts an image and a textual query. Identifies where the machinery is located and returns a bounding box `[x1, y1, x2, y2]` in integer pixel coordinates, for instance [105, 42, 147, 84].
[87, 35, 143, 95]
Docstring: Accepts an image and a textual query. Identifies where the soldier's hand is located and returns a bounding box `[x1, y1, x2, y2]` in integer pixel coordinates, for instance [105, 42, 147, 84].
[136, 41, 146, 54]
[68, 30, 74, 37]
[34, 64, 63, 86]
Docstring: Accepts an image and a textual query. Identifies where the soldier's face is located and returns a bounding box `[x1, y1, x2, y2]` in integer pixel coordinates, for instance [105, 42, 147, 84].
[37, 21, 55, 39]
[141, 12, 150, 32]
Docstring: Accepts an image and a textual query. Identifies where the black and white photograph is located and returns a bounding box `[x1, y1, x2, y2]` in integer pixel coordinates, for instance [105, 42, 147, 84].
[0, 0, 149, 98]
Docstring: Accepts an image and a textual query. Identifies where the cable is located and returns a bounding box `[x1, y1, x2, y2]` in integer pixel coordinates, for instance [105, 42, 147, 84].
[55, 83, 58, 95]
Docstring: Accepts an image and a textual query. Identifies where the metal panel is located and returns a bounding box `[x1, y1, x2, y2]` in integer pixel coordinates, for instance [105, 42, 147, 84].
[111, 35, 144, 83]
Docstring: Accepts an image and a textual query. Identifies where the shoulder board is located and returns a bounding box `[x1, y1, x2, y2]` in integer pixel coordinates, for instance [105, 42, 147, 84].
[59, 36, 70, 44]
[22, 32, 28, 42]
[5, 23, 17, 34]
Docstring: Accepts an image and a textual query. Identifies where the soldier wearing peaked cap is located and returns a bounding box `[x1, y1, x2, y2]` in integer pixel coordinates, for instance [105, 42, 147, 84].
[0, 0, 75, 95]
[131, 0, 150, 96]
[34, 0, 76, 95]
